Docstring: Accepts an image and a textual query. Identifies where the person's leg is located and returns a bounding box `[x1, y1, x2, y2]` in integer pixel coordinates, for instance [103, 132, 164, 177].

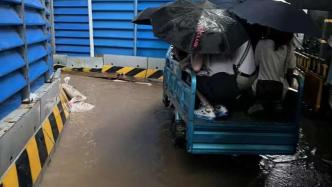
[196, 76, 215, 105]
[203, 73, 239, 118]
[209, 73, 239, 107]
[194, 76, 216, 120]
[248, 86, 264, 115]
[237, 88, 256, 111]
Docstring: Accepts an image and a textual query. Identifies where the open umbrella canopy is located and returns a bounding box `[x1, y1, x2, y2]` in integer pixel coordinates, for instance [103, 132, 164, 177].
[210, 0, 243, 9]
[132, 7, 159, 25]
[150, 0, 249, 54]
[229, 0, 320, 37]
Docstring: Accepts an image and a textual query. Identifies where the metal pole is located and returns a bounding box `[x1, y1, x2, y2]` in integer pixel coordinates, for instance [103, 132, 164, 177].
[41, 0, 51, 82]
[50, 0, 56, 53]
[18, 0, 31, 102]
[88, 0, 95, 57]
[133, 0, 138, 56]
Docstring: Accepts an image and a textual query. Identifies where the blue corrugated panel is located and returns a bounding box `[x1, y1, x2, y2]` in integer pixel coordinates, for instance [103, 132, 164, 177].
[24, 0, 51, 93]
[25, 0, 44, 10]
[2, 0, 22, 4]
[54, 0, 90, 56]
[26, 27, 50, 44]
[0, 94, 22, 120]
[28, 44, 48, 63]
[31, 76, 46, 92]
[0, 0, 54, 120]
[92, 0, 135, 56]
[0, 51, 25, 77]
[52, 0, 171, 58]
[29, 60, 49, 82]
[0, 72, 27, 103]
[137, 0, 170, 58]
[25, 8, 47, 25]
[90, 0, 170, 58]
[0, 2, 26, 119]
[0, 28, 24, 51]
[0, 4, 22, 26]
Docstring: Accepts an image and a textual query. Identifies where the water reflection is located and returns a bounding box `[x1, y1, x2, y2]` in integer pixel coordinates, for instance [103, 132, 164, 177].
[257, 125, 332, 186]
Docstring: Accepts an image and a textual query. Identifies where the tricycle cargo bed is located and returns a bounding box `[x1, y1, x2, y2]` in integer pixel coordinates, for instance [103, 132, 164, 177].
[163, 50, 302, 155]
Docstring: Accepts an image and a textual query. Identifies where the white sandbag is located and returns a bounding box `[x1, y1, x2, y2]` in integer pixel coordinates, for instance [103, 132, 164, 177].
[62, 76, 87, 101]
[62, 76, 95, 112]
[69, 101, 95, 113]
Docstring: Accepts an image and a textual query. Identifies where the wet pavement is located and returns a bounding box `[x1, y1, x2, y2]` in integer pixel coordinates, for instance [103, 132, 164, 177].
[39, 75, 332, 187]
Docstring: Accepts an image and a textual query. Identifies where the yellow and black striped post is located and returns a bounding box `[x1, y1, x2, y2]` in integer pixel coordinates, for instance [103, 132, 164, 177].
[0, 90, 70, 187]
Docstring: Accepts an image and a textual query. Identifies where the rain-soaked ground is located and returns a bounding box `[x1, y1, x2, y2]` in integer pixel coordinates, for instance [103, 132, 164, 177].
[39, 75, 332, 187]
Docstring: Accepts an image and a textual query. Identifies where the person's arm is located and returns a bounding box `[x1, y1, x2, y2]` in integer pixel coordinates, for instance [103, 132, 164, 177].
[286, 45, 296, 84]
[191, 54, 204, 72]
[254, 40, 263, 67]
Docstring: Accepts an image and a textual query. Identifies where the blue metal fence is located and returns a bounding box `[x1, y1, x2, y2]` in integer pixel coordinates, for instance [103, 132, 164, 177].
[0, 0, 53, 120]
[52, 0, 244, 58]
[92, 0, 170, 58]
[92, 0, 135, 56]
[53, 0, 170, 58]
[53, 0, 90, 56]
[136, 0, 170, 58]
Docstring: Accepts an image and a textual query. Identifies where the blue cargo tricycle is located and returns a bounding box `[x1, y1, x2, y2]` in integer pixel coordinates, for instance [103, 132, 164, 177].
[162, 47, 303, 155]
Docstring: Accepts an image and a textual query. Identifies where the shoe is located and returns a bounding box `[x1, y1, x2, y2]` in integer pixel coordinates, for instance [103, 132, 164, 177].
[214, 105, 229, 118]
[248, 104, 264, 115]
[194, 106, 216, 120]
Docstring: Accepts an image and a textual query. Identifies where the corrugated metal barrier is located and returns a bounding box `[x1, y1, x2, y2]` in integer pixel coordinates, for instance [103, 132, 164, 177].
[0, 0, 53, 120]
[53, 0, 90, 56]
[136, 0, 170, 58]
[53, 0, 171, 58]
[92, 0, 135, 56]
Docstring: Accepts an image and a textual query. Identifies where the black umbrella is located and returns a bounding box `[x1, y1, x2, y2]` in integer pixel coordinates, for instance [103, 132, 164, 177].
[132, 7, 159, 25]
[210, 0, 243, 9]
[150, 0, 249, 54]
[229, 0, 320, 37]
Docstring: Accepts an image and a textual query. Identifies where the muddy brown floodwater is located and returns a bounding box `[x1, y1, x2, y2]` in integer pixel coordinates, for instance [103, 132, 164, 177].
[39, 75, 332, 187]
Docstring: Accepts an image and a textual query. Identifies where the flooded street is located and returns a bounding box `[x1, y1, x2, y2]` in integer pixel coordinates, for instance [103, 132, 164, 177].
[39, 75, 332, 187]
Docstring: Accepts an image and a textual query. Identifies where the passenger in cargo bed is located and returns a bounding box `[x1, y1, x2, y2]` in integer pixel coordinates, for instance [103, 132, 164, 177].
[172, 43, 298, 123]
[173, 40, 257, 120]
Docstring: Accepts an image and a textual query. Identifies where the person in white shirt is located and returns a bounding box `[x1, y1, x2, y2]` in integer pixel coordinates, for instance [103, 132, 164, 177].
[249, 29, 296, 113]
[253, 31, 296, 95]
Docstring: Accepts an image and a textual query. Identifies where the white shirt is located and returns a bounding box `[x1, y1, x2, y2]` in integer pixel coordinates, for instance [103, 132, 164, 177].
[202, 41, 256, 76]
[253, 39, 296, 91]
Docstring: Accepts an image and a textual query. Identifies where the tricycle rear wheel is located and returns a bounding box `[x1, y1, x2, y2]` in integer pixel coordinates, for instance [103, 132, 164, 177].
[163, 79, 170, 107]
[171, 114, 186, 147]
[163, 92, 170, 107]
